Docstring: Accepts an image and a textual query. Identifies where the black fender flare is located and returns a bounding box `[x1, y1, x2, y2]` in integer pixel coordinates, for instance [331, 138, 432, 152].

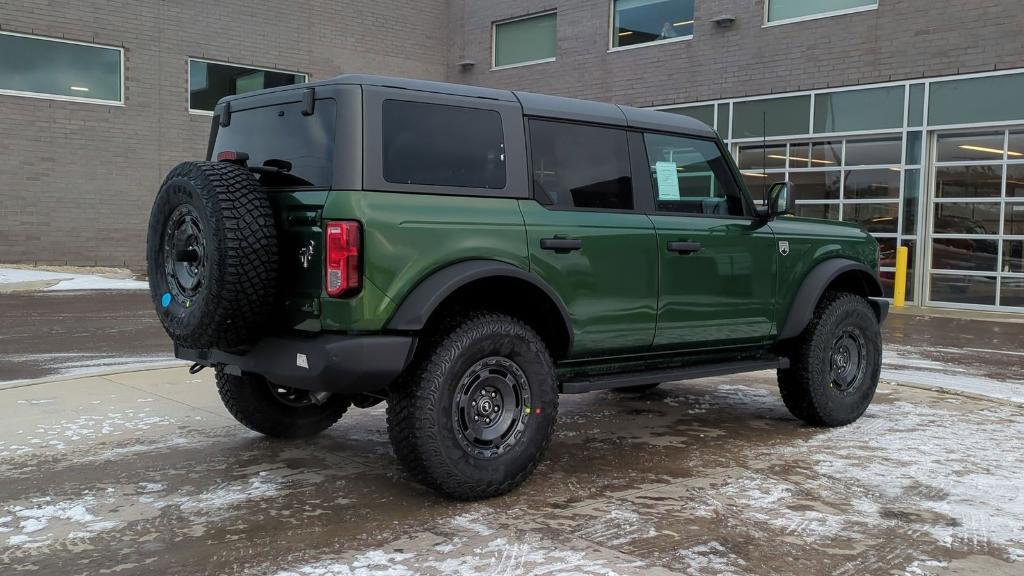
[385, 259, 574, 352]
[778, 258, 884, 340]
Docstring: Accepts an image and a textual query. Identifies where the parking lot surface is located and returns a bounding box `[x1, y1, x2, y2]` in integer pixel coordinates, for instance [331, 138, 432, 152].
[1, 366, 1021, 575]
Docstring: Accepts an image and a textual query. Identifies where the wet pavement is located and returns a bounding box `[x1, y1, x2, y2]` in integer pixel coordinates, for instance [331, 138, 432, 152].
[0, 291, 173, 383]
[1, 367, 1022, 575]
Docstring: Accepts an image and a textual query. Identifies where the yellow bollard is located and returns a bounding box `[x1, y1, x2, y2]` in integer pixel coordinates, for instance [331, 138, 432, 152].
[893, 245, 908, 307]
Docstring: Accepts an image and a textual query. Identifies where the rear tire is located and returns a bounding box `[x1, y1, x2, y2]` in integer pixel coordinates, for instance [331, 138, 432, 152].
[386, 313, 558, 500]
[778, 292, 881, 427]
[216, 368, 350, 439]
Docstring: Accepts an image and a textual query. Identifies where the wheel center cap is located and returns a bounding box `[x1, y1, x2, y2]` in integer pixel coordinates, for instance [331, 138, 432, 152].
[478, 399, 494, 414]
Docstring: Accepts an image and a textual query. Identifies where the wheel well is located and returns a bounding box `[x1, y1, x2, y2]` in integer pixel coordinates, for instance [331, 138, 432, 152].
[823, 269, 882, 298]
[420, 276, 572, 360]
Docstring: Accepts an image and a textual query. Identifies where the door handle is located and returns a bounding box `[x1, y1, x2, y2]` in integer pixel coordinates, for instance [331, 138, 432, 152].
[540, 238, 583, 253]
[666, 241, 703, 255]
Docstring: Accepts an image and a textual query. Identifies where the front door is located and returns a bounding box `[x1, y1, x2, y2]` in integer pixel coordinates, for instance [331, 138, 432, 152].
[640, 132, 777, 350]
[520, 119, 659, 357]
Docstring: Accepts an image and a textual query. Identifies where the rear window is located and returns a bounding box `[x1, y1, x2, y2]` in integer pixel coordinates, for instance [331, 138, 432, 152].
[210, 98, 336, 188]
[382, 100, 506, 189]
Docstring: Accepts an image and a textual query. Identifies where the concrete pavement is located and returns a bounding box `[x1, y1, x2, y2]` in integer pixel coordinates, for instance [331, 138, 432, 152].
[1, 366, 1022, 575]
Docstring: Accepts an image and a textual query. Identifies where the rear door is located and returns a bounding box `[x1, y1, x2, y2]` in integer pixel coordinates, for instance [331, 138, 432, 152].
[639, 132, 777, 350]
[519, 119, 658, 357]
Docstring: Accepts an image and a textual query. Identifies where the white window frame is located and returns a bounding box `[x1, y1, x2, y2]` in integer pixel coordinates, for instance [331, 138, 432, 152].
[607, 0, 694, 53]
[491, 10, 558, 70]
[763, 0, 878, 28]
[187, 57, 308, 116]
[0, 30, 124, 106]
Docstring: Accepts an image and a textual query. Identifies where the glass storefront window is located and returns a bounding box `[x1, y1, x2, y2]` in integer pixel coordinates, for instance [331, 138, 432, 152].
[737, 144, 787, 169]
[934, 166, 1003, 198]
[905, 132, 923, 165]
[929, 72, 1024, 127]
[1008, 166, 1024, 198]
[903, 169, 920, 235]
[845, 203, 899, 232]
[796, 204, 840, 220]
[1000, 278, 1024, 307]
[494, 12, 557, 68]
[845, 137, 902, 166]
[930, 274, 997, 306]
[612, 0, 694, 49]
[790, 171, 841, 200]
[936, 132, 1007, 162]
[0, 32, 122, 103]
[811, 141, 843, 165]
[189, 60, 306, 113]
[741, 172, 771, 204]
[1005, 202, 1024, 235]
[907, 84, 925, 128]
[766, 0, 877, 24]
[844, 169, 901, 199]
[933, 202, 1001, 235]
[931, 238, 999, 272]
[733, 96, 811, 138]
[663, 104, 715, 127]
[717, 103, 730, 136]
[1008, 131, 1024, 157]
[1002, 240, 1024, 273]
[813, 86, 905, 133]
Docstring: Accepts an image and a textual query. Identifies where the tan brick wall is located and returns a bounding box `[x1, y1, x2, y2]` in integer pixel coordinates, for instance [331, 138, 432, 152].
[0, 0, 449, 266]
[448, 0, 1024, 107]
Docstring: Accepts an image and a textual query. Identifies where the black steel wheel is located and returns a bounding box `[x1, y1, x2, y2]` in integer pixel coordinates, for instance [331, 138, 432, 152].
[387, 312, 559, 501]
[452, 357, 531, 458]
[778, 292, 881, 427]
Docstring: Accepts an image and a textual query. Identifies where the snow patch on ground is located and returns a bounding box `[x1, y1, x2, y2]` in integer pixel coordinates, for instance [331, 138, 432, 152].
[882, 347, 1024, 405]
[0, 408, 177, 456]
[4, 496, 119, 549]
[0, 267, 147, 291]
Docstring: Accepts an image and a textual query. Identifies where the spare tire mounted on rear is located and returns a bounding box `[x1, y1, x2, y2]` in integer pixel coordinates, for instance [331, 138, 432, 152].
[146, 160, 278, 351]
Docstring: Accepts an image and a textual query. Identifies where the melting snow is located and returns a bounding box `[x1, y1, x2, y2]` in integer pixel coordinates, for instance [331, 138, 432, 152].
[0, 267, 147, 291]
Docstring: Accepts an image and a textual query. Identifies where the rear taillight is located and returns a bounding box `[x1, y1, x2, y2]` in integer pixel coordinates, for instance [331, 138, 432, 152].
[325, 221, 361, 297]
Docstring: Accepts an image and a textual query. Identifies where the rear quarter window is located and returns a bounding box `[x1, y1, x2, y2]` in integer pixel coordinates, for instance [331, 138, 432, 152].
[210, 98, 336, 188]
[381, 100, 506, 189]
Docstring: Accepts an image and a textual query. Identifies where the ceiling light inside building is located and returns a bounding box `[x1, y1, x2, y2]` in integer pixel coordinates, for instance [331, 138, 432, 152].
[767, 154, 834, 165]
[741, 172, 768, 177]
[70, 86, 90, 92]
[618, 30, 633, 36]
[959, 144, 1022, 157]
[673, 20, 694, 27]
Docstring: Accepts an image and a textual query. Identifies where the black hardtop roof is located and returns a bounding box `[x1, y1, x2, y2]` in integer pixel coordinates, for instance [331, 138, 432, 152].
[219, 74, 716, 138]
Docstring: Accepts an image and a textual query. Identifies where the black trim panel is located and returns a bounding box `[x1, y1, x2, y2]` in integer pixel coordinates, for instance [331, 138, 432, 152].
[386, 259, 574, 353]
[561, 358, 788, 394]
[778, 258, 885, 340]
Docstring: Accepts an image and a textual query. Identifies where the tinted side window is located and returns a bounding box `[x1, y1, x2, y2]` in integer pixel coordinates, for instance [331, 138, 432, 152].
[645, 133, 746, 216]
[382, 100, 506, 189]
[211, 99, 336, 188]
[529, 120, 633, 210]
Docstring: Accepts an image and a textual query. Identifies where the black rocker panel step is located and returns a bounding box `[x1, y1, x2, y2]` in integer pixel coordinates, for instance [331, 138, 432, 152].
[560, 358, 789, 395]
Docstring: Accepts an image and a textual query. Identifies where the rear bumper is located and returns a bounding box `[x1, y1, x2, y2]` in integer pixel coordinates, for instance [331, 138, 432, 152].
[176, 333, 416, 394]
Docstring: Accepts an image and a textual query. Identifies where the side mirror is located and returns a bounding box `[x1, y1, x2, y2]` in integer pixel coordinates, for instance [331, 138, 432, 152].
[767, 181, 795, 219]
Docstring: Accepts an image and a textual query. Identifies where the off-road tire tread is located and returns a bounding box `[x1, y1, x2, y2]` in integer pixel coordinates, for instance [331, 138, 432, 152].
[215, 368, 349, 439]
[778, 291, 880, 427]
[386, 312, 558, 501]
[147, 161, 278, 350]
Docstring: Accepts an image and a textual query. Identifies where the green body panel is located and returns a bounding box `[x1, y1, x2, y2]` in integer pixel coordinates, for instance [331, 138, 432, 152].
[768, 216, 880, 322]
[319, 191, 530, 331]
[649, 215, 777, 350]
[518, 200, 659, 358]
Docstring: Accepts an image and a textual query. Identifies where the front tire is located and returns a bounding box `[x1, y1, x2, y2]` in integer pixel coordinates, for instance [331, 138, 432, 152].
[216, 369, 350, 438]
[386, 313, 558, 500]
[778, 292, 881, 427]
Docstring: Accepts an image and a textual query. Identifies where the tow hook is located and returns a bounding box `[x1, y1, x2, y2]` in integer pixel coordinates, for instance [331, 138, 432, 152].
[189, 363, 206, 375]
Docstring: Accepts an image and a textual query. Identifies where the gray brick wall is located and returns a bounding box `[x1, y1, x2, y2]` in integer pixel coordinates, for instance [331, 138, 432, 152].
[448, 0, 1024, 107]
[0, 0, 448, 267]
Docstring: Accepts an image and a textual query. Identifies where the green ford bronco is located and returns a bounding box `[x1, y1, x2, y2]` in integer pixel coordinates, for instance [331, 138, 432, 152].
[147, 75, 887, 500]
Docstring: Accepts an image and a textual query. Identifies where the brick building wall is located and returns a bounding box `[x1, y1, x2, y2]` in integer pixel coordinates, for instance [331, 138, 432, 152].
[448, 0, 1024, 107]
[0, 0, 448, 266]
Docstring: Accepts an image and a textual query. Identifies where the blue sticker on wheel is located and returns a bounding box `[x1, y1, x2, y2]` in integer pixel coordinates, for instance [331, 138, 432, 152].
[161, 292, 172, 308]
